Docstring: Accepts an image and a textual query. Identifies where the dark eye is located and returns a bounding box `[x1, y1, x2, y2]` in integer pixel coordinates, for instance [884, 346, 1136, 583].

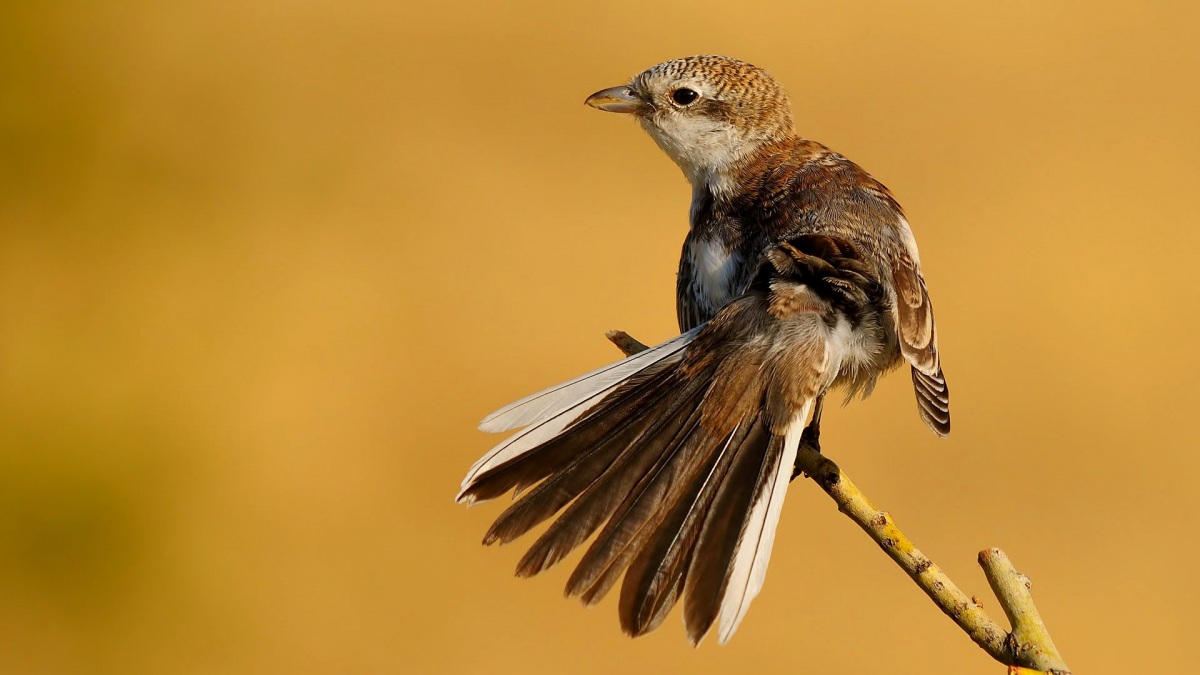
[671, 88, 699, 106]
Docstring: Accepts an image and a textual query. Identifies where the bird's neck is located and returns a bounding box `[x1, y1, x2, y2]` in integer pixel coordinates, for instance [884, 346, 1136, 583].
[689, 164, 740, 202]
[686, 134, 797, 216]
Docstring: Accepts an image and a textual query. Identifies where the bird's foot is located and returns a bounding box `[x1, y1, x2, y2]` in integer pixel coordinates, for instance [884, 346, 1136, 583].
[790, 422, 822, 481]
[800, 423, 821, 454]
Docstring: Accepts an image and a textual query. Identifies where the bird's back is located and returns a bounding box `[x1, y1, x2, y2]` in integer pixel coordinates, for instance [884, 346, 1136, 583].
[677, 138, 909, 334]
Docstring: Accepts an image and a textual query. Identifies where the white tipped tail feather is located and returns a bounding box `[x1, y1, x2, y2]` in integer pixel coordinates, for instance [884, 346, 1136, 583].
[716, 408, 809, 644]
[477, 330, 697, 434]
[459, 330, 698, 502]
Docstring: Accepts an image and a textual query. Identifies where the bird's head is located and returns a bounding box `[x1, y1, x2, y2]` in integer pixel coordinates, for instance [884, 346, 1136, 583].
[586, 55, 794, 193]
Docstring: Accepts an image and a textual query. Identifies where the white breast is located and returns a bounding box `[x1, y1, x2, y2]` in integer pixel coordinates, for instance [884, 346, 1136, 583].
[691, 237, 739, 312]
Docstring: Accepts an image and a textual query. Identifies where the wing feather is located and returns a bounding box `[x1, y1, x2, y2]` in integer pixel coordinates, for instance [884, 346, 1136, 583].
[891, 218, 950, 436]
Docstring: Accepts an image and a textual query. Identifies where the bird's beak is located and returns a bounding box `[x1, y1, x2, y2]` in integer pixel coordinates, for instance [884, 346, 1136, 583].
[585, 86, 651, 115]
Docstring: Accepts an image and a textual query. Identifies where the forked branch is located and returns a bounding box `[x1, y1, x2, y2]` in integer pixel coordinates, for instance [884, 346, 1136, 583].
[605, 330, 1070, 674]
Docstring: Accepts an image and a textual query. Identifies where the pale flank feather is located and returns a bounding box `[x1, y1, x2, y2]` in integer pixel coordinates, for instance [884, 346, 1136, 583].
[477, 329, 698, 433]
[716, 409, 808, 644]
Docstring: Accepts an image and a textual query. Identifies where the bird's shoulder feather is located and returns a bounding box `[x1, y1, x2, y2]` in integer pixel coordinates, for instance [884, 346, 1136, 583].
[724, 137, 951, 435]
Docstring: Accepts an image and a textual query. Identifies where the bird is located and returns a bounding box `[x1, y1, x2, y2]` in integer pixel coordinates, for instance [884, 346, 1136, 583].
[456, 55, 949, 646]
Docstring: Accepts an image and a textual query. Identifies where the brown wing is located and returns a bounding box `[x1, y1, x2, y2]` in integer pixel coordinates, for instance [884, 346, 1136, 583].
[891, 220, 950, 436]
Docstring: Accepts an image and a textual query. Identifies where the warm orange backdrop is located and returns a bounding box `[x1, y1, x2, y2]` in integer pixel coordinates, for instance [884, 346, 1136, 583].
[2, 1, 1197, 673]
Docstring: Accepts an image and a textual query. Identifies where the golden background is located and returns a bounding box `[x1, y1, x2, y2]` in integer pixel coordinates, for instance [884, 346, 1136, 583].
[2, 1, 1197, 673]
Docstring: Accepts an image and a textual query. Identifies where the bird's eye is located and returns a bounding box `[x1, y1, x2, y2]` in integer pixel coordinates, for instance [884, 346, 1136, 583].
[671, 88, 699, 106]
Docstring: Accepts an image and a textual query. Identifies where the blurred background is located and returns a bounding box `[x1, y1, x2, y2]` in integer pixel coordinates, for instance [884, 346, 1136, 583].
[1, 1, 1197, 673]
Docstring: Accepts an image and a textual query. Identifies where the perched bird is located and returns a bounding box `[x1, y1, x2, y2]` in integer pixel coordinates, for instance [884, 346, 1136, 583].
[457, 55, 949, 645]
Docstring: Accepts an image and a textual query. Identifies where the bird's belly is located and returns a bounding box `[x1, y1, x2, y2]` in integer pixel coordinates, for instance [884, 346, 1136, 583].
[829, 313, 903, 399]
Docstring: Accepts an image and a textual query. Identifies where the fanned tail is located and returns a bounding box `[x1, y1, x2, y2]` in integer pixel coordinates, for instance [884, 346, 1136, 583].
[458, 234, 889, 644]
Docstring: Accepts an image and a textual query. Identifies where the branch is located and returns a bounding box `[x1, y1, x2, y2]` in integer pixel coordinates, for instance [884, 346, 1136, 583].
[979, 549, 1069, 673]
[607, 331, 1070, 674]
[793, 449, 1070, 674]
[604, 330, 649, 357]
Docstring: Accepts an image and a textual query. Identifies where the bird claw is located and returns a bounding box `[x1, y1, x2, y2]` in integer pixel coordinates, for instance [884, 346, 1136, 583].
[800, 423, 821, 453]
[790, 422, 822, 481]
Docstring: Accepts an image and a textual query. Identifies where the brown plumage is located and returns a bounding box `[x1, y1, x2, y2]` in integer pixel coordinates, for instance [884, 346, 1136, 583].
[677, 136, 949, 424]
[458, 55, 950, 645]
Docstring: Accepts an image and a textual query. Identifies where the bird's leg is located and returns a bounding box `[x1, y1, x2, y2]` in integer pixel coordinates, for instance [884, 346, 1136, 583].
[792, 395, 825, 480]
[800, 394, 824, 452]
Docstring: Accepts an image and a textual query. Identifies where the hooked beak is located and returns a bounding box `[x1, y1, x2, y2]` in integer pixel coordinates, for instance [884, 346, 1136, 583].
[585, 86, 651, 115]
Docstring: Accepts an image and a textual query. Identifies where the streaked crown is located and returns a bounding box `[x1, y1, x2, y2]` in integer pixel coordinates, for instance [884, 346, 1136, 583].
[630, 55, 793, 140]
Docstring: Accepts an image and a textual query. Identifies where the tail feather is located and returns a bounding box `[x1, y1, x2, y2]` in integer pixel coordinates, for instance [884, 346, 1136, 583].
[617, 415, 757, 636]
[682, 415, 780, 644]
[479, 392, 661, 546]
[478, 330, 697, 433]
[716, 417, 805, 644]
[512, 372, 714, 578]
[562, 387, 721, 604]
[544, 369, 720, 586]
[457, 394, 607, 504]
[561, 408, 705, 601]
[458, 364, 677, 504]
